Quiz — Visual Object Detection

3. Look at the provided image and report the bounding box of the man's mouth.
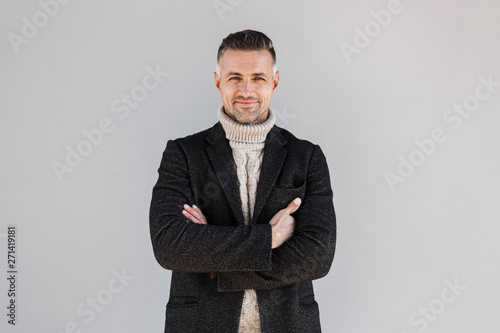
[234,100,259,107]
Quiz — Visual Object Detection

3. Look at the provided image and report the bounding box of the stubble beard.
[229,102,267,125]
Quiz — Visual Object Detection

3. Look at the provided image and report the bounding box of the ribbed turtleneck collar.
[218,106,276,149]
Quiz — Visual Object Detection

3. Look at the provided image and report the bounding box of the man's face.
[214,49,279,125]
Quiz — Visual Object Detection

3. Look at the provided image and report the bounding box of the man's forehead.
[220,49,274,74]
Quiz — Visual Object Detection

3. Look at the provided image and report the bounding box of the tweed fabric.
[150,118,336,332]
[218,106,276,333]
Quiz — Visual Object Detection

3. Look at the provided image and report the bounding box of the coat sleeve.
[216,145,336,292]
[149,139,273,273]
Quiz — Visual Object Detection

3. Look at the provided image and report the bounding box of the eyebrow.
[226,72,267,77]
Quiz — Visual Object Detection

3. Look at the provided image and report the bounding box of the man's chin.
[231,107,258,121]
[233,116,254,125]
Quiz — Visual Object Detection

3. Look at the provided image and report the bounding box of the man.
[150,29,336,333]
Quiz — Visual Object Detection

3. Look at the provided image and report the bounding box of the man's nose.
[239,79,254,96]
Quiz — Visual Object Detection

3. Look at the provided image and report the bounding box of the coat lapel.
[206,122,288,226]
[252,126,288,224]
[205,123,245,225]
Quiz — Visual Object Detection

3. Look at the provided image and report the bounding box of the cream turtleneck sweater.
[218,106,276,333]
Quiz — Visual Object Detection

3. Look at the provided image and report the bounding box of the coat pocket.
[296,294,321,332]
[273,183,306,211]
[165,297,200,332]
[166,296,199,308]
[299,294,318,308]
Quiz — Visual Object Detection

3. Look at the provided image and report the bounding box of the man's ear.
[272,71,280,94]
[214,72,222,94]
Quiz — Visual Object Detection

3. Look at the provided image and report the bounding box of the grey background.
[1,0,499,332]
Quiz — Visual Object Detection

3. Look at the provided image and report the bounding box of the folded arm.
[183,198,300,249]
[215,145,336,291]
[150,140,273,273]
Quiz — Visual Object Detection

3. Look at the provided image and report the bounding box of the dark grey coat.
[150,121,336,333]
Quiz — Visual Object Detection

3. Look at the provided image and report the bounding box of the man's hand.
[182,204,208,224]
[269,198,301,249]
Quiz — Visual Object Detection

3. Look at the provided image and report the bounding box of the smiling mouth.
[234,100,259,106]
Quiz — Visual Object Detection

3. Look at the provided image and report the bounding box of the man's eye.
[254,77,265,81]
[229,77,241,81]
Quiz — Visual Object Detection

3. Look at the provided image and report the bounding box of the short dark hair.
[216,29,276,76]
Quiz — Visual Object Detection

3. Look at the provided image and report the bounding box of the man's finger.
[182,208,201,224]
[183,204,208,224]
[184,204,200,219]
[285,197,301,214]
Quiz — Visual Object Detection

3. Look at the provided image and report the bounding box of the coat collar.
[206,122,288,225]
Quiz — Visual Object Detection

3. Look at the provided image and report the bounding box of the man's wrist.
[271,230,280,249]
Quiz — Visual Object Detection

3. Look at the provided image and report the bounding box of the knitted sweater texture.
[218,106,276,333]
